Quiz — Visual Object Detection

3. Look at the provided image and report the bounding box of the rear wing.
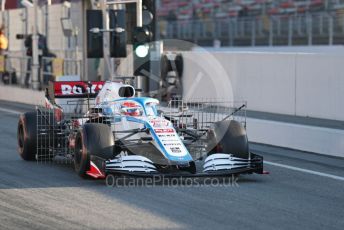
[46,81,105,102]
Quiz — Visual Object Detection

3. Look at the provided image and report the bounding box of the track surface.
[0,101,344,230]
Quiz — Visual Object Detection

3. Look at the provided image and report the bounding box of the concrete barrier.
[247,118,344,158]
[182,51,344,121]
[0,85,45,105]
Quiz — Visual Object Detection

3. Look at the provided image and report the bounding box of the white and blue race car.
[17,81,263,179]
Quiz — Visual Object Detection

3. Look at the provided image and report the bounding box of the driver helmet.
[122,102,141,116]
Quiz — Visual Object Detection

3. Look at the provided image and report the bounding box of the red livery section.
[86,161,105,179]
[53,81,105,98]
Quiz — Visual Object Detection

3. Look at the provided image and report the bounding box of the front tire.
[207,120,249,159]
[74,123,114,178]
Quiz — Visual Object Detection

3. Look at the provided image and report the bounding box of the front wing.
[105,153,263,178]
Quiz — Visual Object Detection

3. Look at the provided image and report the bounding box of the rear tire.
[17,112,37,161]
[74,123,114,178]
[17,111,56,161]
[207,120,249,159]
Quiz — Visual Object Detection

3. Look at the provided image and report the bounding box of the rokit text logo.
[61,84,103,95]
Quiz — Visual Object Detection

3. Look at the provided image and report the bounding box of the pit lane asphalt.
[0,100,343,230]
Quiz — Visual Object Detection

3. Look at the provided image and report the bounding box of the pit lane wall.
[246,118,344,158]
[182,50,344,157]
[182,50,344,121]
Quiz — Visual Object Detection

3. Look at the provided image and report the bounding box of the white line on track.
[0,107,21,115]
[265,161,344,182]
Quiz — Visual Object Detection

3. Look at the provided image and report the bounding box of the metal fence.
[160,12,344,46]
[36,99,97,163]
[165,99,247,159]
[166,99,247,131]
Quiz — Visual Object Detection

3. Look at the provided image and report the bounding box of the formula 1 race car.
[17,80,263,179]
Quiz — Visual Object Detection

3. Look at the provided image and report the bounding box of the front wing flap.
[105,153,263,178]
